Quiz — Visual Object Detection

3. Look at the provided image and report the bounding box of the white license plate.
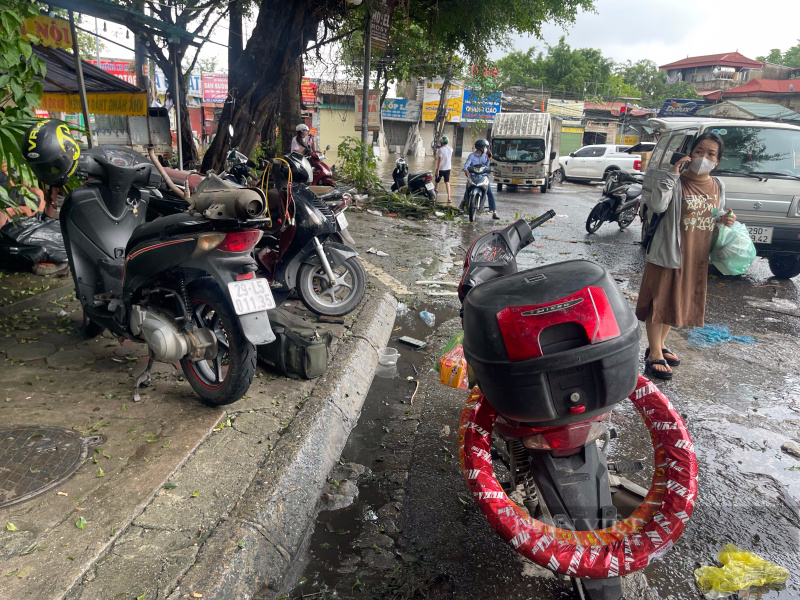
[228,278,275,316]
[747,226,773,244]
[425,182,434,191]
[335,211,349,229]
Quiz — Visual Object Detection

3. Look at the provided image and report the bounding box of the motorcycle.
[255,152,367,317]
[59,145,275,406]
[308,145,335,187]
[585,171,643,234]
[462,163,490,223]
[455,211,697,599]
[390,157,435,201]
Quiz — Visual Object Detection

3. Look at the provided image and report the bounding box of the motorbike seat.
[163,167,204,192]
[625,184,642,200]
[307,185,335,196]
[409,171,430,180]
[128,212,202,251]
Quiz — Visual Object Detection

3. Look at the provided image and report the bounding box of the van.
[641,118,800,279]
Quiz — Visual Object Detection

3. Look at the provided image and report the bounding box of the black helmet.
[475,139,489,150]
[23,120,80,186]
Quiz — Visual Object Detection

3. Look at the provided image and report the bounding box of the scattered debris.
[694,543,788,598]
[419,310,435,327]
[398,336,426,349]
[366,248,390,257]
[688,324,756,348]
[367,210,383,217]
[781,441,800,460]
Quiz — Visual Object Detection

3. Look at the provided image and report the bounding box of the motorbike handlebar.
[529,209,556,230]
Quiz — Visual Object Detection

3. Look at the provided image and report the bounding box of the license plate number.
[425,182,434,191]
[228,278,275,316]
[335,211,349,229]
[511,178,523,184]
[747,226,773,244]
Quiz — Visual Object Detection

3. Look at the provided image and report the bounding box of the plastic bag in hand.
[710,221,756,276]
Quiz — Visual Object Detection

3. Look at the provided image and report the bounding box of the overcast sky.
[488,0,799,67]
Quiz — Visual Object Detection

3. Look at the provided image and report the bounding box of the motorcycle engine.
[130,306,217,363]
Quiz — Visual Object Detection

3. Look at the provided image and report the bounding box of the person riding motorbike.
[462,139,499,220]
[291,123,315,155]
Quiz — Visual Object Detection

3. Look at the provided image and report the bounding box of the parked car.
[556,144,642,183]
[641,117,800,279]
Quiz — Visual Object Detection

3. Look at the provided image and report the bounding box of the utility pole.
[68,11,93,148]
[360,9,372,171]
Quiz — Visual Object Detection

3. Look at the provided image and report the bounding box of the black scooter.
[390,157,435,200]
[60,145,275,406]
[585,171,643,234]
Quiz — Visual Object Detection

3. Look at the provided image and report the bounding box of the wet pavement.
[273,180,800,600]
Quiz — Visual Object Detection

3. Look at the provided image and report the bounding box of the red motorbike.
[453,211,698,599]
[309,145,335,187]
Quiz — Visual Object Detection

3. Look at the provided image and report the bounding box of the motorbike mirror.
[550,151,556,161]
[325,145,330,151]
[246,159,257,168]
[228,125,234,138]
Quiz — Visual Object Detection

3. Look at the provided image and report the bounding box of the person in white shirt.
[291,123,314,155]
[435,135,454,205]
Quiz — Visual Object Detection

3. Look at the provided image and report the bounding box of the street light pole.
[360,8,372,171]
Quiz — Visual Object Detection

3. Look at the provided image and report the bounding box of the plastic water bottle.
[419,310,435,327]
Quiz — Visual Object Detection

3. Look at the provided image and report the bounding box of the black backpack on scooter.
[256,308,332,379]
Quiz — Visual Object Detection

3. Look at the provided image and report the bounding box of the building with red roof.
[704,79,800,113]
[659,52,793,92]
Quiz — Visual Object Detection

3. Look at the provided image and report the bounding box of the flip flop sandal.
[644,359,673,381]
[644,347,681,367]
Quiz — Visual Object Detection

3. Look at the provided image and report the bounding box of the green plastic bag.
[710,221,756,276]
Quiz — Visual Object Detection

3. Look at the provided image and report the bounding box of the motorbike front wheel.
[180,282,256,406]
[468,193,478,223]
[585,203,606,234]
[618,204,638,230]
[297,256,367,316]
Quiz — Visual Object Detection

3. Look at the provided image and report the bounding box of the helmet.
[440,135,449,145]
[23,119,80,186]
[475,139,489,150]
[296,123,309,133]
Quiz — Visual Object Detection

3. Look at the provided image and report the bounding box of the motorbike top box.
[462,260,639,425]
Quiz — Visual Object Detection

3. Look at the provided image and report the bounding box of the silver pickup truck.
[557,144,643,183]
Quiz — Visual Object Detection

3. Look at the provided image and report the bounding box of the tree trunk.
[159,48,199,169]
[201,0,322,174]
[280,57,303,154]
[228,0,243,74]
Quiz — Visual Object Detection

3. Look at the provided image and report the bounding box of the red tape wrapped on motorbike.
[458,374,698,578]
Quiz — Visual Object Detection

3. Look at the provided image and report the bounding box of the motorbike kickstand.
[133,351,156,402]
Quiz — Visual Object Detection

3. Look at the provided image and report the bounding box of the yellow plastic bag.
[436,331,469,390]
[694,543,789,597]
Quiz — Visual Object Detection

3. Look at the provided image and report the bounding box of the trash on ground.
[396,302,408,316]
[415,280,459,287]
[427,291,458,296]
[781,440,800,459]
[688,324,756,348]
[366,248,389,257]
[398,336,426,349]
[317,315,345,325]
[436,331,468,390]
[367,209,383,216]
[694,543,789,598]
[419,310,435,327]
[377,347,399,367]
[0,216,67,271]
[434,211,445,217]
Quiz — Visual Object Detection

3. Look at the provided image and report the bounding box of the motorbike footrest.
[608,460,644,474]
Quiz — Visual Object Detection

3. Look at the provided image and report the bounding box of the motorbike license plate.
[425,182,434,191]
[336,211,349,229]
[511,178,523,184]
[747,226,773,244]
[228,278,276,316]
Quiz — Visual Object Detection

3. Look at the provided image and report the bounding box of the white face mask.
[689,156,716,175]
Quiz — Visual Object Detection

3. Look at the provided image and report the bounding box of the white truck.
[490,112,562,193]
[557,144,643,183]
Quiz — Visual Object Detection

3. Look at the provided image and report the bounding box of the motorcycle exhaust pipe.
[192,189,266,220]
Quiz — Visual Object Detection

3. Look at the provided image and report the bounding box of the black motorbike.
[60,146,275,405]
[390,157,435,201]
[585,171,643,234]
[463,163,491,223]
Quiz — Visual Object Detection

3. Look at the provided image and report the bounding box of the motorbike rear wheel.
[585,203,606,234]
[180,281,256,406]
[297,256,366,316]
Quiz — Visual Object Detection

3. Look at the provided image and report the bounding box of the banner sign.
[422,78,464,123]
[301,77,318,105]
[657,98,708,118]
[153,70,202,98]
[462,90,502,122]
[381,98,421,122]
[369,0,394,52]
[21,16,72,50]
[355,90,381,131]
[40,93,148,116]
[202,73,228,103]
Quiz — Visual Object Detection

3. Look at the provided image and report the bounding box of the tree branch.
[305,26,358,54]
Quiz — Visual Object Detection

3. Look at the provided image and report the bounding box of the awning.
[35,45,147,116]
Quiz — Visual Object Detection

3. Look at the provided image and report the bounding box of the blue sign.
[462,89,502,122]
[657,98,708,118]
[381,98,421,122]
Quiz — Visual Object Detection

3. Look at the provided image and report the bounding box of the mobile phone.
[669,152,687,166]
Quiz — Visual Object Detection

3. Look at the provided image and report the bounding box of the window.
[491,138,546,163]
[658,132,689,169]
[573,146,596,157]
[648,135,671,168]
[590,147,607,157]
[711,126,800,176]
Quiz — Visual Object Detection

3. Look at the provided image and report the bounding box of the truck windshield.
[491,138,546,163]
[714,126,800,178]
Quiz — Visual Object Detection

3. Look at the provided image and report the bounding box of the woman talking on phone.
[635,132,736,380]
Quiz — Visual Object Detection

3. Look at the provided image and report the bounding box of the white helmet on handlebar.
[296,123,309,133]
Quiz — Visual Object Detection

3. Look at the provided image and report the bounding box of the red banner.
[201,73,228,103]
[86,59,140,85]
[301,77,318,105]
[355,90,381,131]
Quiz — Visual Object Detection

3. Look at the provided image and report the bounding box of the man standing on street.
[462,138,499,219]
[435,135,453,205]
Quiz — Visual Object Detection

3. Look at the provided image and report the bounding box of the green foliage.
[0,0,48,211]
[757,42,800,68]
[495,48,542,89]
[335,136,379,193]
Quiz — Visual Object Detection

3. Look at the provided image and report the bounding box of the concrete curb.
[167,289,397,600]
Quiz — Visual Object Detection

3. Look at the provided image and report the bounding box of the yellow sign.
[21,16,73,50]
[562,126,585,134]
[616,135,640,145]
[41,93,148,116]
[422,78,464,123]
